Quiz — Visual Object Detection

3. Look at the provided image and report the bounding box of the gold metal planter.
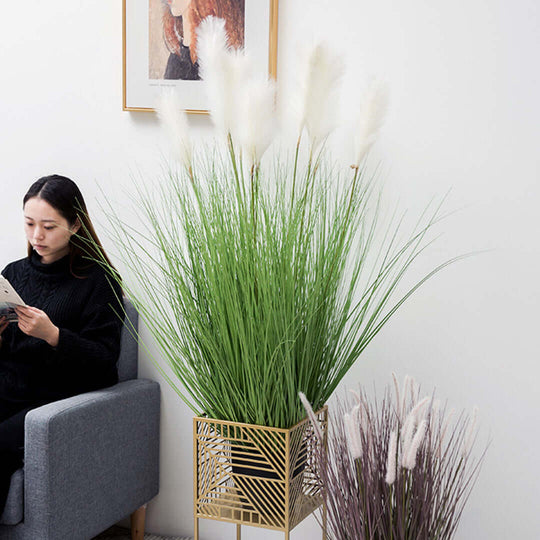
[193,407,328,539]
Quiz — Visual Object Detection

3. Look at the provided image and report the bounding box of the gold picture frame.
[122,0,279,113]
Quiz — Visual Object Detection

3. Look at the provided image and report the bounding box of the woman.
[0,175,123,514]
[162,0,245,79]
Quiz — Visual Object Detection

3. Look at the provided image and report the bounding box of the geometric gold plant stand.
[193,407,328,540]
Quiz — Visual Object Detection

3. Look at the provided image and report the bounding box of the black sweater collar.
[29,251,71,275]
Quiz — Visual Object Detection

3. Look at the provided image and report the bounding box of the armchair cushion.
[0,470,23,525]
[0,379,160,539]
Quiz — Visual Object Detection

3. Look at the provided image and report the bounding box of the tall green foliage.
[97,23,459,429]
[102,140,452,429]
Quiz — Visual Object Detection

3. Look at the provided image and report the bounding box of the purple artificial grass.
[305,378,488,540]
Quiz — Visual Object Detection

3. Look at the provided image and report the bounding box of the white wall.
[1,1,539,538]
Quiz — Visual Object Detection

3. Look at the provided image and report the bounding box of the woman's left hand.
[15,306,60,347]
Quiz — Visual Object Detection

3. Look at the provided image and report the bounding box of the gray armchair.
[0,300,160,540]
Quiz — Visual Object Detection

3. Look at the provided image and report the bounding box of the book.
[0,275,26,322]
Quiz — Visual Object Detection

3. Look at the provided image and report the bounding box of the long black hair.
[23,175,116,278]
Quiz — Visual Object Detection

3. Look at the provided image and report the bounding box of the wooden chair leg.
[131,504,147,540]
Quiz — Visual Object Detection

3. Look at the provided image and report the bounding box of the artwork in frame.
[123,0,279,113]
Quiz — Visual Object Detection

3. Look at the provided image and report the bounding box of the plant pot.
[193,408,327,539]
[231,437,307,479]
[230,439,308,513]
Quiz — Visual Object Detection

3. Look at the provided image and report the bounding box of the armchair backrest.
[117,298,139,382]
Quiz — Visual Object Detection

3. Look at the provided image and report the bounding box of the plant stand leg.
[194,517,199,540]
[285,531,290,540]
[236,523,241,540]
[322,501,327,540]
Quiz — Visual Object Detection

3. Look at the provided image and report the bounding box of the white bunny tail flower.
[431,399,441,424]
[344,412,362,460]
[350,403,361,423]
[391,372,401,419]
[410,379,419,403]
[237,76,277,168]
[400,375,411,421]
[461,406,479,458]
[440,408,455,443]
[299,392,323,441]
[410,396,430,421]
[385,430,398,485]
[403,419,427,470]
[400,409,416,467]
[438,407,455,459]
[353,78,389,166]
[299,42,344,149]
[349,388,362,405]
[155,89,192,169]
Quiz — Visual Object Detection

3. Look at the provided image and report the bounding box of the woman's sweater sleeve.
[0,264,13,355]
[53,275,123,372]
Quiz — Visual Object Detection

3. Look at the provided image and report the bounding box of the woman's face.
[24,197,79,264]
[168,0,192,17]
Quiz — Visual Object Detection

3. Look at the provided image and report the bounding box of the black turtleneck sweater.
[0,253,123,402]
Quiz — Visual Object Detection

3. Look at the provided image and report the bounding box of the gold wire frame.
[122,0,280,114]
[193,408,328,540]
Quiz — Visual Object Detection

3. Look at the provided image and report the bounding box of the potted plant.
[101,17,457,539]
[300,374,488,540]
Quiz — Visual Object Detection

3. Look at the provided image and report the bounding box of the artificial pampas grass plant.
[353,78,389,165]
[301,376,488,540]
[298,42,344,148]
[156,89,192,170]
[196,17,236,137]
[99,18,459,429]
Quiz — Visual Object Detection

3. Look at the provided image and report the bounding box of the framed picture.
[123,0,279,113]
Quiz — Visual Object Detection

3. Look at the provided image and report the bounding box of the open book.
[0,275,26,322]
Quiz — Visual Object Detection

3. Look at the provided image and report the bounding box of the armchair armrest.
[22,379,160,540]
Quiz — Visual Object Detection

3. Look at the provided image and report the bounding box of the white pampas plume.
[344,412,362,460]
[403,419,427,470]
[299,42,344,149]
[385,430,398,484]
[197,17,238,138]
[155,89,192,169]
[225,49,256,142]
[298,392,323,441]
[461,406,479,458]
[353,78,389,166]
[237,76,276,168]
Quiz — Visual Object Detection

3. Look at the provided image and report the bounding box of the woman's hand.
[15,306,60,347]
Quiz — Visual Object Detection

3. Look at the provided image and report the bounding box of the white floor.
[94,526,192,540]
